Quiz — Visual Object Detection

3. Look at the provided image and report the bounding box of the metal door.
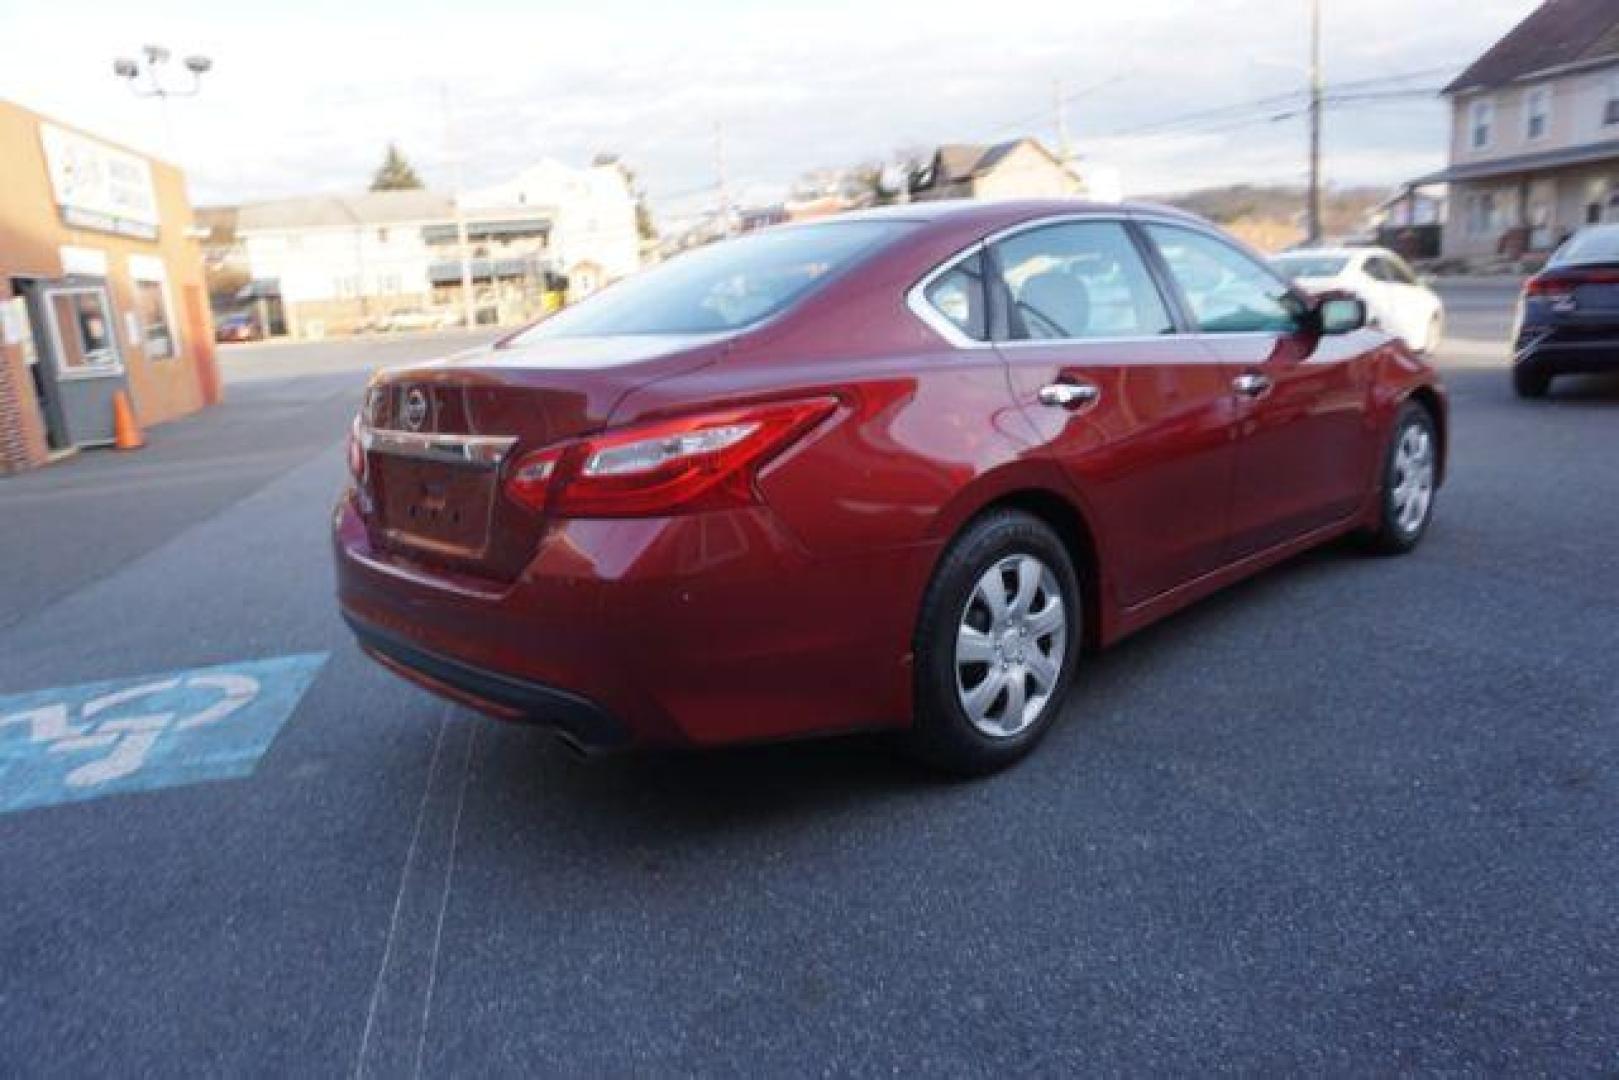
[19,279,130,448]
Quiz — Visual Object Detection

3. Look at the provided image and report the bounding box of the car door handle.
[1232,373,1273,399]
[1038,382,1100,409]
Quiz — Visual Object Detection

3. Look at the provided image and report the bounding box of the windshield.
[1273,254,1350,278]
[509,221,912,342]
[1551,226,1619,268]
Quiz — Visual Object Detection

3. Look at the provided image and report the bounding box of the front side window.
[921,251,987,341]
[135,280,176,360]
[512,221,912,341]
[991,220,1172,340]
[1144,224,1301,334]
[1470,99,1494,149]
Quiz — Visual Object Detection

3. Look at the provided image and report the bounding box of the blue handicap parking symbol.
[0,653,327,813]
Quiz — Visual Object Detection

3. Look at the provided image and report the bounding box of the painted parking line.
[0,653,327,813]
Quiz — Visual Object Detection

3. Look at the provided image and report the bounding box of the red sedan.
[335,200,1445,773]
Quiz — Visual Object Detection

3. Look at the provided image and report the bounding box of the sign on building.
[39,122,160,241]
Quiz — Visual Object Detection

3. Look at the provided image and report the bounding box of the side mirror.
[1315,291,1367,335]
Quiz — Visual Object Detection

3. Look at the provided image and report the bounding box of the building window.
[335,274,361,298]
[374,273,402,295]
[1526,87,1551,141]
[1467,192,1498,235]
[1469,99,1494,150]
[1605,75,1619,126]
[48,289,120,371]
[377,227,390,243]
[134,280,176,360]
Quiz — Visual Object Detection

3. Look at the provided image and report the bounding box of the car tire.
[907,510,1082,776]
[1513,365,1551,399]
[1362,401,1439,555]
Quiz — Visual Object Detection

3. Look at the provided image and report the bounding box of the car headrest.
[1018,270,1090,338]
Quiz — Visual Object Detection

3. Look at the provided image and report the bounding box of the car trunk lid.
[356,334,723,581]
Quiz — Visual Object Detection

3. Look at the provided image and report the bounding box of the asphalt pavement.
[2,295,1616,1074]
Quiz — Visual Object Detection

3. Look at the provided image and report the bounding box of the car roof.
[831,198,1206,232]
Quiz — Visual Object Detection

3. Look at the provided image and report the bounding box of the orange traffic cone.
[113,390,145,451]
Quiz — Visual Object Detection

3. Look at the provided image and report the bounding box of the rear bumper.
[345,613,631,753]
[1515,328,1619,375]
[333,490,933,748]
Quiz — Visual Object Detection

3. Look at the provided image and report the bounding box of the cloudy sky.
[0,0,1538,220]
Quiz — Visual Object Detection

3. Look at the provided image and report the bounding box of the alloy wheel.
[1391,422,1435,536]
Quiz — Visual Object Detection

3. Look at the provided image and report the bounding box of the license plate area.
[1572,283,1619,313]
[375,457,498,559]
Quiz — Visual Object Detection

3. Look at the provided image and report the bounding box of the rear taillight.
[505,397,836,517]
[1525,276,1574,301]
[1526,267,1619,302]
[347,417,367,483]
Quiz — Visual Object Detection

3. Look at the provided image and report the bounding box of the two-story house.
[1418,0,1619,264]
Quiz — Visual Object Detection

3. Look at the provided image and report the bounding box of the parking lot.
[2,283,1617,1073]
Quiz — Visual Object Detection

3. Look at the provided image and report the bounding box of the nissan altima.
[335,200,1446,774]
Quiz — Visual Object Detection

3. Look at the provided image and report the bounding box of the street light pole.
[1307,0,1324,245]
[112,45,212,159]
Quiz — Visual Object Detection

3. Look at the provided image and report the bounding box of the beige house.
[911,138,1083,201]
[1417,0,1619,263]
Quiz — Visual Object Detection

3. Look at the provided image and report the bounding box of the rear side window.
[1145,223,1302,334]
[991,221,1173,340]
[510,221,913,341]
[921,251,988,341]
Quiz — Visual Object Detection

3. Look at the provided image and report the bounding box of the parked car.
[371,308,459,333]
[335,201,1446,774]
[214,312,261,343]
[1511,223,1619,398]
[1273,247,1445,354]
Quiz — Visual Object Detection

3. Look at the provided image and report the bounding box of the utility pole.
[1053,77,1071,165]
[714,121,732,238]
[443,86,476,329]
[1306,0,1324,245]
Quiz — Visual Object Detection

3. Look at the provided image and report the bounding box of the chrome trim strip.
[361,427,517,468]
[903,208,1298,354]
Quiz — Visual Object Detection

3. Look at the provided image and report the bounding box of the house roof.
[930,138,1063,183]
[235,190,454,232]
[1445,0,1619,94]
[1412,135,1619,184]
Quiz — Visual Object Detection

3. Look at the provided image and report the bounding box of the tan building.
[0,98,217,474]
[1415,0,1619,264]
[910,138,1083,202]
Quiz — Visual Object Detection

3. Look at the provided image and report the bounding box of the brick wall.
[0,339,49,474]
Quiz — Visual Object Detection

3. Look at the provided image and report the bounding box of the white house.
[462,158,641,296]
[234,190,452,335]
[1413,0,1619,263]
[225,157,640,335]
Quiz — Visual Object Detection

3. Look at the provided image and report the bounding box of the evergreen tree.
[370,143,424,191]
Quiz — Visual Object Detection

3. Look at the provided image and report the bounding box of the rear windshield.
[1273,254,1349,278]
[1551,226,1619,267]
[508,221,913,341]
